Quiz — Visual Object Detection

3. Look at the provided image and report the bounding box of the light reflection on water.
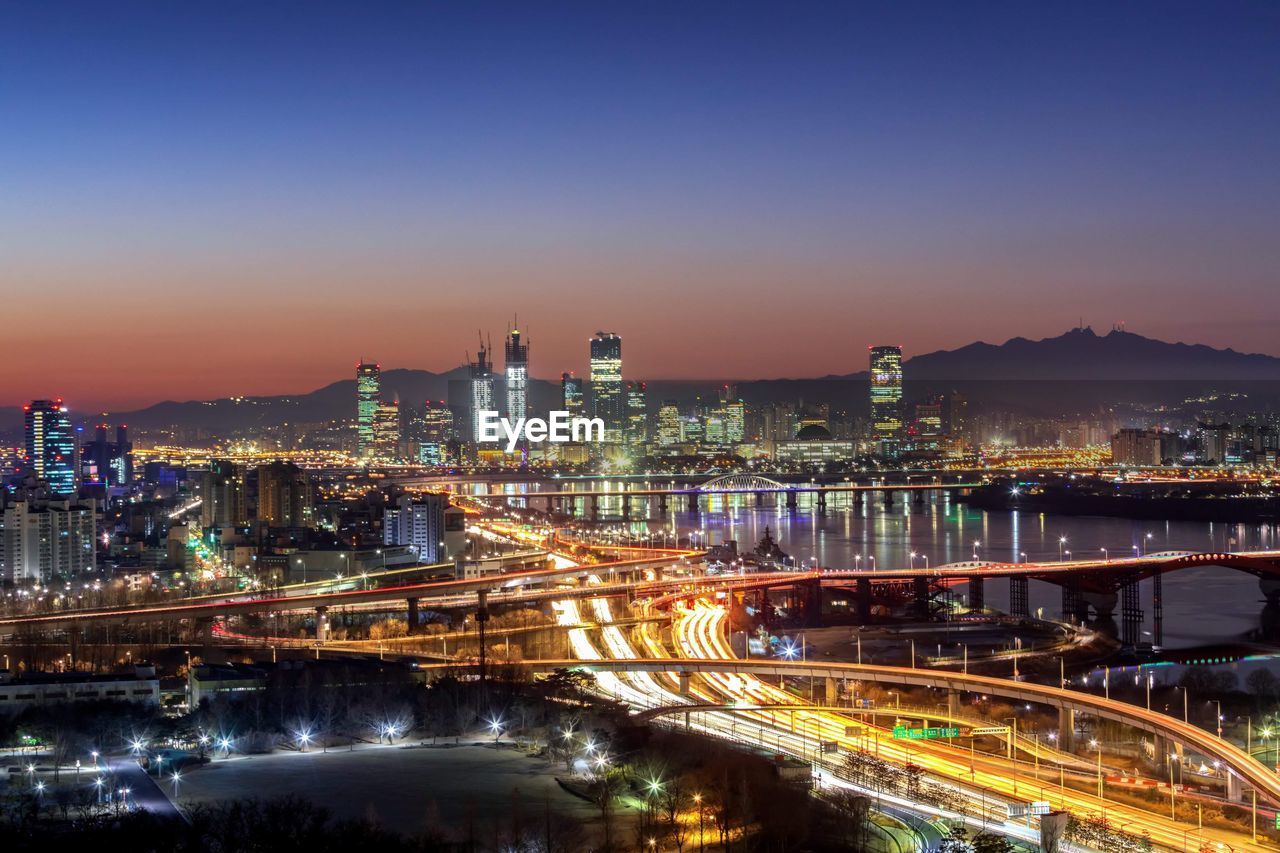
[461,481,1280,651]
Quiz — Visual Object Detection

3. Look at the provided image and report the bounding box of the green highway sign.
[893,725,960,740]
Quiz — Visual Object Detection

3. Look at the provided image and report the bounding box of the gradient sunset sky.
[3,1,1279,410]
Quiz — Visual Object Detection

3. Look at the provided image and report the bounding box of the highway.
[0,550,691,634]
[533,581,1276,850]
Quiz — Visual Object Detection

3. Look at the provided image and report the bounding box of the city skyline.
[12,322,1280,414]
[5,1,1280,407]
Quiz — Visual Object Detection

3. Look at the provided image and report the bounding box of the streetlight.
[1100,547,1108,562]
[1059,537,1067,561]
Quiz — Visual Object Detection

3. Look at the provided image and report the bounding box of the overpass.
[493,656,1280,808]
[0,551,690,636]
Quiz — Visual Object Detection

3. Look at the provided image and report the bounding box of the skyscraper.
[626,381,648,447]
[23,399,77,495]
[356,362,381,457]
[869,346,904,449]
[414,400,454,465]
[657,401,681,446]
[720,385,746,444]
[82,422,132,487]
[373,400,401,460]
[469,336,495,443]
[504,326,529,422]
[561,372,584,416]
[590,332,623,443]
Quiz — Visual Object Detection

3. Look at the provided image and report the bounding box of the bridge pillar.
[686,493,699,513]
[1226,770,1246,803]
[657,494,668,514]
[315,606,330,642]
[803,579,823,627]
[1057,707,1075,751]
[785,490,798,511]
[1009,577,1029,618]
[1152,571,1164,648]
[1061,580,1085,623]
[1260,577,1280,602]
[912,490,925,507]
[816,492,827,513]
[968,577,985,612]
[852,490,863,507]
[590,495,599,519]
[621,495,631,520]
[1120,574,1143,647]
[406,597,420,635]
[912,576,931,618]
[678,671,692,696]
[825,676,839,704]
[947,691,961,719]
[754,491,765,506]
[882,490,893,508]
[1082,590,1118,619]
[856,577,872,623]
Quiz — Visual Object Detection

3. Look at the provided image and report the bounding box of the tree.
[586,768,625,851]
[939,824,972,853]
[972,831,1015,853]
[1247,669,1279,704]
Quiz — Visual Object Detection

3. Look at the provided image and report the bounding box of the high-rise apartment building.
[24,399,77,496]
[257,461,312,527]
[356,362,381,457]
[1111,428,1162,466]
[0,479,96,582]
[198,460,247,530]
[869,346,904,448]
[590,332,624,443]
[505,327,529,422]
[383,493,450,563]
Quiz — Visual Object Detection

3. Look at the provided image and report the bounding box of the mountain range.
[5,327,1280,435]
[828,326,1280,382]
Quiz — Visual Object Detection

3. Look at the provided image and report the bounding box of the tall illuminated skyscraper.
[589,332,623,443]
[504,326,529,422]
[625,381,648,447]
[356,362,381,457]
[561,372,584,416]
[23,399,77,495]
[657,401,681,446]
[469,336,495,443]
[373,400,401,460]
[869,346,904,448]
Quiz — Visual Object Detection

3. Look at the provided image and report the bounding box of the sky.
[3,1,1279,410]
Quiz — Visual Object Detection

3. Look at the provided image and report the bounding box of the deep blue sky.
[3,1,1279,407]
